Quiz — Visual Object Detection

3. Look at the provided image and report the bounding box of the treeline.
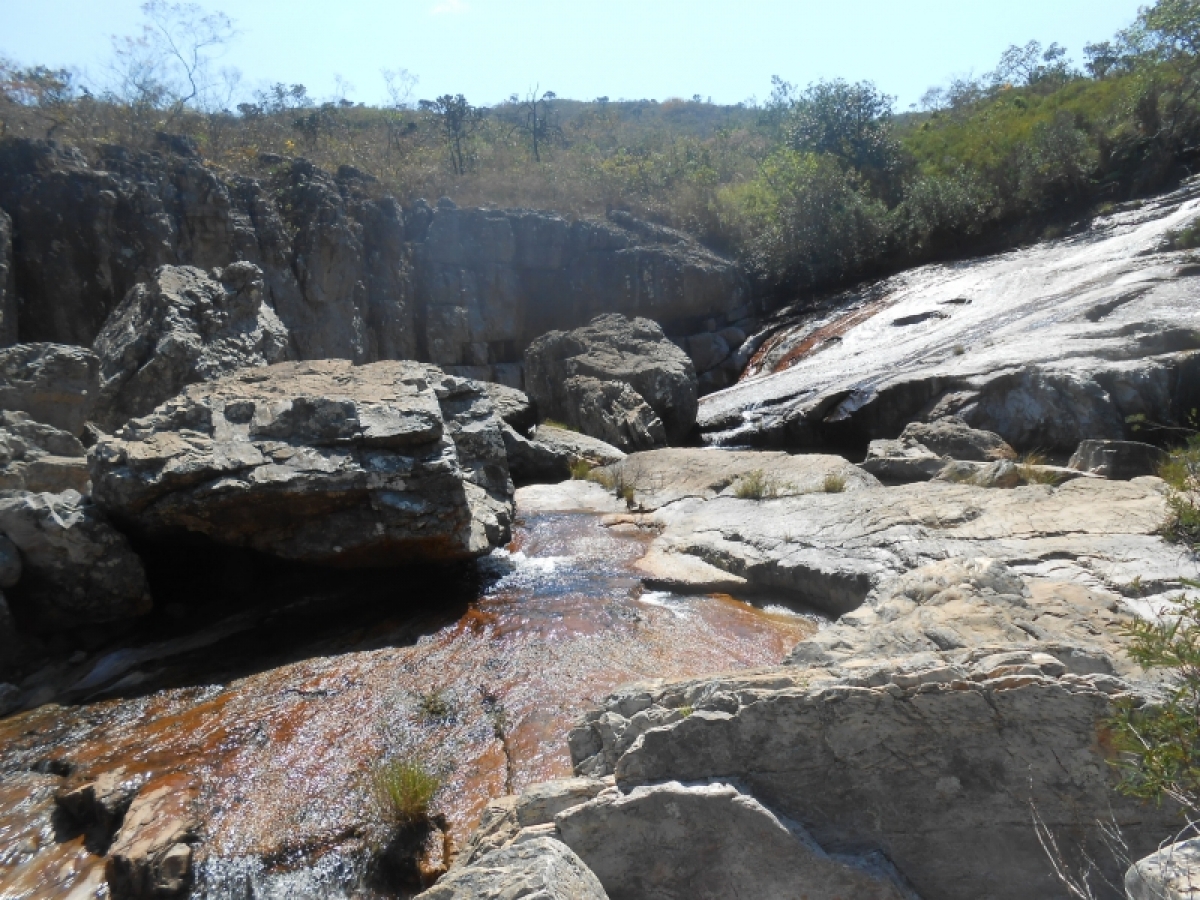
[4,0,1200,299]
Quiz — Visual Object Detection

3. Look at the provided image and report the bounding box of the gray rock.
[0,593,23,678]
[92,263,291,431]
[531,425,626,469]
[502,423,628,486]
[0,343,100,437]
[570,649,1179,900]
[556,781,911,900]
[1070,439,1167,480]
[417,837,608,900]
[901,417,1015,461]
[483,383,536,433]
[561,376,667,451]
[684,331,731,373]
[641,477,1194,615]
[1127,838,1200,900]
[859,438,947,483]
[105,780,197,899]
[525,314,698,444]
[0,489,151,631]
[0,410,90,494]
[89,360,513,565]
[593,447,878,511]
[699,183,1200,451]
[0,534,20,588]
[0,207,14,346]
[0,680,18,716]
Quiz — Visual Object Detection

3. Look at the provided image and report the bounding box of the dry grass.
[822,473,847,493]
[1017,451,1063,486]
[568,458,593,480]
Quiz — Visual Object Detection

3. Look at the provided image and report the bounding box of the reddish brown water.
[0,509,817,899]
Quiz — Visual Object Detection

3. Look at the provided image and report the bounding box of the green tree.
[419,93,482,175]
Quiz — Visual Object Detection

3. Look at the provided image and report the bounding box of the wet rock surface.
[524,314,698,445]
[701,183,1200,451]
[89,360,514,565]
[92,263,291,431]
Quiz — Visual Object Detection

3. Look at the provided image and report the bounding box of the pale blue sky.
[2,0,1146,108]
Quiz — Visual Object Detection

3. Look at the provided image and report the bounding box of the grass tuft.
[568,458,593,480]
[371,756,442,827]
[1017,451,1062,485]
[822,473,847,493]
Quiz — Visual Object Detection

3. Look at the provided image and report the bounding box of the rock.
[570,648,1178,900]
[1070,439,1167,480]
[92,263,291,431]
[453,777,611,869]
[513,480,631,514]
[0,207,14,346]
[684,331,731,373]
[89,360,513,564]
[556,781,911,900]
[105,778,197,900]
[561,375,667,451]
[482,383,536,433]
[0,680,18,715]
[416,837,608,900]
[640,477,1194,615]
[0,533,22,588]
[0,489,151,631]
[593,447,878,511]
[859,438,947,483]
[56,767,148,848]
[0,343,100,436]
[787,557,1135,671]
[1126,838,1200,900]
[634,546,750,594]
[0,410,90,494]
[502,420,626,486]
[0,593,23,678]
[531,425,626,469]
[699,185,1200,450]
[901,416,1015,461]
[525,314,698,444]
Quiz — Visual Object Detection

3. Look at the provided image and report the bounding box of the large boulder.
[901,416,1015,461]
[0,489,151,631]
[92,263,291,431]
[89,360,514,564]
[0,343,100,436]
[416,837,608,900]
[502,423,627,486]
[1127,838,1200,900]
[524,314,698,445]
[0,411,90,494]
[569,645,1178,900]
[561,375,667,451]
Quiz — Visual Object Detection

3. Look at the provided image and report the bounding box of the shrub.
[1167,219,1200,250]
[1017,451,1063,485]
[1160,435,1200,548]
[371,756,442,827]
[822,473,847,493]
[735,469,772,499]
[568,458,593,480]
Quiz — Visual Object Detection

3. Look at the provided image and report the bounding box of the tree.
[508,87,560,162]
[418,93,482,175]
[987,41,1075,89]
[0,59,80,137]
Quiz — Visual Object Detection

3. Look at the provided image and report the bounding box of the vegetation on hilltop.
[4,0,1200,302]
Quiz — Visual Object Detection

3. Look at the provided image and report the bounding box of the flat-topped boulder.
[89,360,513,565]
[525,314,698,446]
[0,411,89,494]
[0,343,99,437]
[92,263,291,431]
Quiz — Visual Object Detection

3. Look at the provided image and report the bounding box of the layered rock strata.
[89,360,513,564]
[0,342,99,436]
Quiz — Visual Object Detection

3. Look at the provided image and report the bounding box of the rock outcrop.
[416,837,608,900]
[0,489,151,631]
[0,342,99,436]
[92,263,291,430]
[524,314,698,446]
[1069,439,1167,480]
[0,411,89,494]
[860,418,1018,483]
[700,183,1200,451]
[0,138,749,384]
[0,207,14,346]
[89,360,513,564]
[1126,838,1200,900]
[636,476,1190,614]
[567,641,1176,900]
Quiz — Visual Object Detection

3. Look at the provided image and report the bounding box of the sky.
[2,0,1148,109]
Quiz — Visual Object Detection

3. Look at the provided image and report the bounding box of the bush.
[568,458,593,480]
[1160,435,1200,548]
[735,469,774,499]
[822,473,847,493]
[371,756,442,827]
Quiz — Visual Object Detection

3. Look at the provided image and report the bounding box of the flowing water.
[0,505,818,899]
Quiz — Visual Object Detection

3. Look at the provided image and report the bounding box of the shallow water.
[0,507,817,899]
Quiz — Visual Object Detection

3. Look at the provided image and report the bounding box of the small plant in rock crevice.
[371,756,443,828]
[568,458,593,480]
[822,473,847,493]
[415,689,455,724]
[735,469,773,500]
[1017,450,1062,486]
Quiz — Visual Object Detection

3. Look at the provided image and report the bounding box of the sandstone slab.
[0,411,89,494]
[89,361,513,565]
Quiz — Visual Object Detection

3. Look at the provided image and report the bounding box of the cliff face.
[0,136,749,382]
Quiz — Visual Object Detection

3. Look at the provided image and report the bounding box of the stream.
[0,502,818,899]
